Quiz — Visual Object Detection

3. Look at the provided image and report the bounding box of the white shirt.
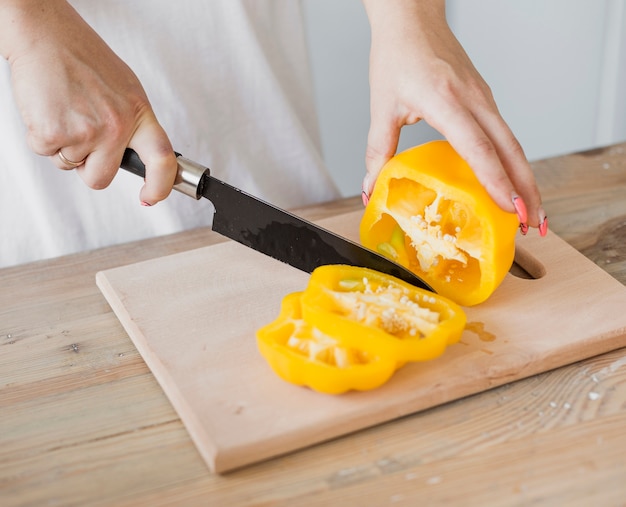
[0,0,339,268]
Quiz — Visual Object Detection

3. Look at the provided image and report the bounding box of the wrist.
[362,0,447,34]
[0,0,72,61]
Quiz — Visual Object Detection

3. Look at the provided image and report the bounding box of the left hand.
[362,0,545,234]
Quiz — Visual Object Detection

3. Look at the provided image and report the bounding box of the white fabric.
[0,0,340,268]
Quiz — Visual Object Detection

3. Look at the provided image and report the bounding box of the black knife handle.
[120,148,149,179]
[120,148,210,200]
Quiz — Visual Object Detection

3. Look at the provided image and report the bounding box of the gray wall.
[303,0,626,197]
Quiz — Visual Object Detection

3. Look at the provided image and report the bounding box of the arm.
[0,0,176,205]
[361,0,546,234]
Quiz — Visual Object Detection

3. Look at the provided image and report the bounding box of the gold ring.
[57,150,86,168]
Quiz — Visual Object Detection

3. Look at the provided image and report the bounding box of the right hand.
[1,0,176,205]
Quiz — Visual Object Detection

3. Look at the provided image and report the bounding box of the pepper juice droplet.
[464,321,496,342]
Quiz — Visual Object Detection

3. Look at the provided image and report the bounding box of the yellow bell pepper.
[360,140,519,306]
[256,291,398,395]
[302,265,466,363]
[256,265,466,394]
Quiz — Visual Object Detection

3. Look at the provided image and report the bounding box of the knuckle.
[479,166,513,196]
[99,96,148,144]
[491,171,512,190]
[472,79,495,103]
[430,75,458,104]
[81,166,117,190]
[152,188,172,202]
[100,110,129,143]
[505,136,526,159]
[143,185,172,203]
[469,136,497,161]
[89,179,110,191]
[364,144,384,164]
[364,145,389,176]
[27,126,64,155]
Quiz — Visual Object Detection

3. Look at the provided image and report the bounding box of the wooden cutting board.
[96,210,626,474]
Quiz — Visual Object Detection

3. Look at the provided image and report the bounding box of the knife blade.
[120,149,432,291]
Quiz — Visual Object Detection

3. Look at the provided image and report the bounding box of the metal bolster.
[173,156,211,199]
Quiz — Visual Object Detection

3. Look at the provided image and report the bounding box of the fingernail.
[361,191,369,207]
[141,201,152,207]
[361,174,373,207]
[538,208,548,237]
[519,223,529,236]
[512,195,528,224]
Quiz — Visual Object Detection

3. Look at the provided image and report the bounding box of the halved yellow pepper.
[256,265,466,395]
[256,291,398,395]
[360,140,519,306]
[302,265,466,363]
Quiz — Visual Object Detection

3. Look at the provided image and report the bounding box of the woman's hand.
[0,0,176,205]
[362,0,546,235]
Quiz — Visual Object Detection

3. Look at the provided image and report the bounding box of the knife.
[120,149,432,291]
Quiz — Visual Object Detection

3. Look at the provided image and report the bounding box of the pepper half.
[301,265,466,363]
[256,292,398,395]
[360,140,519,306]
[256,265,466,394]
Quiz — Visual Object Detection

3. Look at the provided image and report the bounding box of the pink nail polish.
[512,195,528,225]
[361,173,374,207]
[539,216,548,237]
[519,223,529,236]
[141,201,152,207]
[361,191,369,207]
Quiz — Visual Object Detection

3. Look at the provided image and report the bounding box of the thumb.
[128,116,177,206]
[363,116,401,204]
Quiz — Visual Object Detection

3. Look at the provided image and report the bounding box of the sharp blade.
[119,148,432,290]
[201,175,433,291]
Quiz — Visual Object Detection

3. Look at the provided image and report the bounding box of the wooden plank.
[533,144,626,282]
[5,350,624,506]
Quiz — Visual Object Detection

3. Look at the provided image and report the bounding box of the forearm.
[0,0,77,61]
[362,0,447,36]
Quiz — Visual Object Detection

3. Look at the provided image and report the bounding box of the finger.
[74,146,120,190]
[29,123,88,168]
[473,110,544,228]
[52,148,88,170]
[364,111,403,198]
[426,104,517,214]
[128,117,177,205]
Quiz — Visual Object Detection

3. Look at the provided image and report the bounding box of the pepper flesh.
[359,140,519,306]
[256,265,466,394]
[256,292,397,395]
[302,265,466,363]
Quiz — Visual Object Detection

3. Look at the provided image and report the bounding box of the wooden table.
[2,143,626,506]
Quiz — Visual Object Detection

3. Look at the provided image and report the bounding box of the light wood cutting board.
[96,210,626,474]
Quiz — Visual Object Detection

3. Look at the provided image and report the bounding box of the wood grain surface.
[2,143,626,505]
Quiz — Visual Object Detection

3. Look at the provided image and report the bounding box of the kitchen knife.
[120,149,432,291]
